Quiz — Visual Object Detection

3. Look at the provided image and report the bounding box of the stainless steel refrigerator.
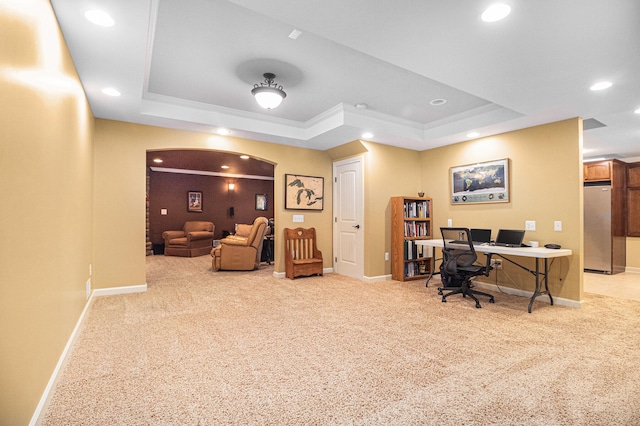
[584,184,612,273]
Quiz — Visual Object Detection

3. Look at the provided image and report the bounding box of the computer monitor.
[470,228,492,244]
[495,229,525,247]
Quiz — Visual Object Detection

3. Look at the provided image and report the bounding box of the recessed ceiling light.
[216,128,231,135]
[221,165,230,169]
[153,158,163,163]
[289,29,302,40]
[430,99,447,106]
[84,10,115,27]
[590,81,613,91]
[361,132,374,139]
[101,87,121,97]
[355,103,368,109]
[466,132,480,138]
[634,107,640,114]
[481,4,511,22]
[240,155,250,159]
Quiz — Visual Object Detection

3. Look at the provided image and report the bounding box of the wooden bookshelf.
[391,196,433,281]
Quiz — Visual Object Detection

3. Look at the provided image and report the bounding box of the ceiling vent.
[583,118,607,131]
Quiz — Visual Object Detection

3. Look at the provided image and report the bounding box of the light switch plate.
[525,220,536,231]
[293,214,304,223]
[161,208,167,215]
[554,221,562,231]
[447,219,453,227]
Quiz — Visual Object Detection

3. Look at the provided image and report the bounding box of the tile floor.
[583,270,640,301]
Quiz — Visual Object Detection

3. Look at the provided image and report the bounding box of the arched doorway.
[145,149,275,257]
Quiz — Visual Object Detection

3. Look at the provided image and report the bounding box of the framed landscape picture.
[285,174,324,210]
[450,158,509,204]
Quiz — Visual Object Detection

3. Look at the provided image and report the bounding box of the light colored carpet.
[40,255,640,425]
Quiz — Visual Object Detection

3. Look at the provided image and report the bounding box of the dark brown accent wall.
[149,170,274,243]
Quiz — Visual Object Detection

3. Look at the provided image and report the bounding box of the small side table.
[262,234,274,264]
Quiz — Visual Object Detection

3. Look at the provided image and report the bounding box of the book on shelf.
[403,200,430,219]
[404,260,429,277]
[403,221,430,238]
[404,241,427,260]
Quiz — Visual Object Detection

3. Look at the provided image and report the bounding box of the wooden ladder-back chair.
[284,227,323,279]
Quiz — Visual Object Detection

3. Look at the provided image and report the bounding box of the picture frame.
[187,190,203,212]
[255,194,268,211]
[450,158,509,204]
[285,174,324,210]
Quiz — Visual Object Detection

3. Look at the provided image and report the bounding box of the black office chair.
[438,227,495,308]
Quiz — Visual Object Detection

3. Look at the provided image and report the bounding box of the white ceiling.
[51,0,640,159]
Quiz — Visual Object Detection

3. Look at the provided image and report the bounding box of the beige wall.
[628,237,640,270]
[362,142,424,278]
[420,119,584,301]
[93,120,334,288]
[0,1,94,423]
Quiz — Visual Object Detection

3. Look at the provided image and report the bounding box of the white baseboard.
[363,274,392,283]
[473,281,583,309]
[92,283,147,297]
[625,266,640,274]
[30,283,147,425]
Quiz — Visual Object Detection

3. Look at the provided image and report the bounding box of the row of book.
[404,200,431,218]
[404,240,429,260]
[405,260,430,277]
[404,221,430,238]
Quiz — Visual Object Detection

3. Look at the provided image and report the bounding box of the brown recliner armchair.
[162,221,215,257]
[211,217,268,271]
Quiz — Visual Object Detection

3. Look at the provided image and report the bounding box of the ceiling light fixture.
[84,10,115,27]
[362,132,374,139]
[251,73,286,110]
[590,81,613,91]
[102,87,121,96]
[481,4,511,22]
[430,99,447,106]
[634,108,640,114]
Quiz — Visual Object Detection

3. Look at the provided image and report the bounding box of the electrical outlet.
[554,221,562,231]
[525,220,536,231]
[447,218,453,227]
[490,259,502,269]
[384,252,389,261]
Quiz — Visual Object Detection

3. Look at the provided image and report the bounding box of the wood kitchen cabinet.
[627,162,640,237]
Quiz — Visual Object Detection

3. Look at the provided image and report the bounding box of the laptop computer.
[470,228,492,244]
[495,229,526,247]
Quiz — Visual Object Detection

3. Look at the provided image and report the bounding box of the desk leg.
[528,258,553,313]
[545,258,554,307]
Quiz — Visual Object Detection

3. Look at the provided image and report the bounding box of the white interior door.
[333,156,364,279]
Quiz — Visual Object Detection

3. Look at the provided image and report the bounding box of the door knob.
[353,224,360,229]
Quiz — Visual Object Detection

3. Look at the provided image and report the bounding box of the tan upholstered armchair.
[211,217,268,271]
[162,221,215,257]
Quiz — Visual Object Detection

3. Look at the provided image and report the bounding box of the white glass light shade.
[252,87,286,110]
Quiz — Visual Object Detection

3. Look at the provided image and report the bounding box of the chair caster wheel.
[475,302,482,308]
[489,298,495,303]
[441,297,446,303]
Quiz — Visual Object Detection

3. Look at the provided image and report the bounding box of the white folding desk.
[415,239,573,312]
